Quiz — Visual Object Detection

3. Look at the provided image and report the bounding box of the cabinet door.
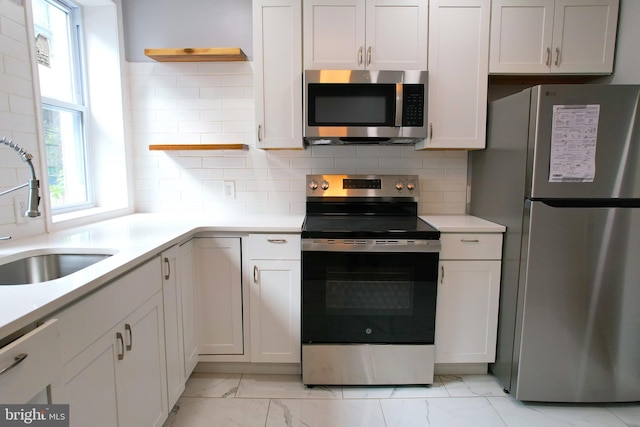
[366,0,428,70]
[489,0,554,73]
[552,0,618,74]
[304,0,366,69]
[195,237,244,355]
[176,240,198,378]
[254,0,303,149]
[63,326,123,427]
[249,260,301,363]
[161,245,185,409]
[417,0,490,150]
[120,293,168,427]
[435,260,501,363]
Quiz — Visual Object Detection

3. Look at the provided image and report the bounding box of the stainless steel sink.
[0,251,114,285]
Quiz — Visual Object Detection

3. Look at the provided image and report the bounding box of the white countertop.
[0,212,503,341]
[0,213,304,340]
[421,215,506,233]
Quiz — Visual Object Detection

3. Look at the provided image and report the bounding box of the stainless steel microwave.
[303,70,427,145]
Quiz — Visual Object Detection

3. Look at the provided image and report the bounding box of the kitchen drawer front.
[247,234,301,260]
[440,233,503,260]
[0,319,62,403]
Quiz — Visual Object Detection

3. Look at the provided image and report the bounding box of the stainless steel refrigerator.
[470,85,640,403]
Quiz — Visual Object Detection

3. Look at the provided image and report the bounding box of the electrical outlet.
[13,196,26,223]
[223,181,235,200]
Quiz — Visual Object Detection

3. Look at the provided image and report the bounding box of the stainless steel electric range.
[301,174,441,386]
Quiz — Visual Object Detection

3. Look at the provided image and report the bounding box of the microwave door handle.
[395,83,402,127]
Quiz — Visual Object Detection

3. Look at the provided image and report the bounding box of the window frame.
[33,0,95,214]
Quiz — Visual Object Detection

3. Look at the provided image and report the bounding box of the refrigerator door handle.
[530,198,640,208]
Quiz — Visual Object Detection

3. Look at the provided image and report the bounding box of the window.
[32,0,91,212]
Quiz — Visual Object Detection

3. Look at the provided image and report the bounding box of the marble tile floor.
[162,373,640,427]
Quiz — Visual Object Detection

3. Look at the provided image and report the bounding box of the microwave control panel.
[402,84,424,127]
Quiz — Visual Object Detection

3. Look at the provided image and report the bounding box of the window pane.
[33,0,76,103]
[42,106,88,208]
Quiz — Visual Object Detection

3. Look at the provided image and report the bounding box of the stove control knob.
[309,180,318,191]
[321,180,330,191]
[407,180,416,191]
[395,180,404,191]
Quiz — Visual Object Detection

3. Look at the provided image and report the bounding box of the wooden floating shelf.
[144,47,247,62]
[149,144,249,151]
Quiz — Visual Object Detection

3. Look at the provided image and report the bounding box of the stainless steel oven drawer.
[302,344,434,386]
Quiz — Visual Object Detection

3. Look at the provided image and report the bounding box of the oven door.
[302,248,439,344]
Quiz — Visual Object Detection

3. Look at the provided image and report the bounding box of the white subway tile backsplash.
[200,86,247,99]
[128,62,468,216]
[178,121,223,134]
[156,86,200,99]
[177,75,222,87]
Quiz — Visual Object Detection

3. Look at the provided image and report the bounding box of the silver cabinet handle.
[460,239,480,243]
[267,239,287,244]
[429,123,433,139]
[164,257,170,280]
[554,47,560,66]
[258,124,262,142]
[358,46,364,66]
[0,353,27,376]
[546,47,551,66]
[367,46,372,65]
[440,265,444,284]
[125,324,133,352]
[253,265,258,284]
[116,332,125,360]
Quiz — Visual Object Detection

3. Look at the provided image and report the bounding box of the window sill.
[51,206,132,227]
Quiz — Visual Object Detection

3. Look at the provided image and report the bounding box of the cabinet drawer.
[440,233,502,260]
[247,234,301,260]
[0,319,62,403]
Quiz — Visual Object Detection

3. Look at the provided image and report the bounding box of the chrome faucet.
[1,137,41,240]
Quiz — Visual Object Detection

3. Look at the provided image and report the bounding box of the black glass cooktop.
[302,215,440,240]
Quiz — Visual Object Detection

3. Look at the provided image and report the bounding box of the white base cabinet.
[194,237,245,358]
[435,233,502,364]
[54,258,168,427]
[162,239,198,409]
[246,234,301,363]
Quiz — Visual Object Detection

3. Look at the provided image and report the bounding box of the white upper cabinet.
[490,0,619,74]
[253,0,304,149]
[416,0,490,150]
[303,0,428,70]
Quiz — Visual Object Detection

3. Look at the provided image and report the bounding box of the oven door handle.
[302,239,440,253]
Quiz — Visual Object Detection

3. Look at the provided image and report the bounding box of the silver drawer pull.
[125,324,133,351]
[0,353,27,376]
[116,332,125,360]
[267,239,287,244]
[460,239,480,243]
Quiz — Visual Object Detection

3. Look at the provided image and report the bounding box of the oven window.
[307,83,396,126]
[302,251,438,344]
[325,268,413,315]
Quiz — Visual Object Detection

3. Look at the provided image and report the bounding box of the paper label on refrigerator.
[549,105,600,183]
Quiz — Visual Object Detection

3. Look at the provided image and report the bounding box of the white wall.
[129,61,469,216]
